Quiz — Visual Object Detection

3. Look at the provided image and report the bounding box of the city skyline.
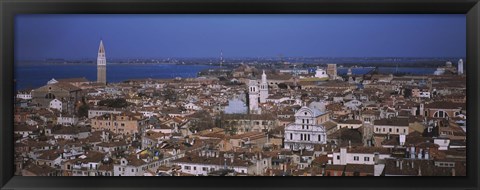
[15,14,465,60]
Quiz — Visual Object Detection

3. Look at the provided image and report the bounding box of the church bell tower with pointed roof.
[97,40,107,85]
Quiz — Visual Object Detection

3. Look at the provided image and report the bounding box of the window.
[184,166,191,170]
[404,129,407,133]
[396,128,399,133]
[202,167,208,171]
[354,156,359,161]
[389,128,392,132]
[337,155,340,160]
[194,166,197,170]
[118,167,121,171]
[290,133,293,140]
[318,135,321,142]
[364,157,370,161]
[132,169,134,172]
[383,128,385,132]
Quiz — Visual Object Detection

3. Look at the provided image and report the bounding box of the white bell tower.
[248,80,260,114]
[259,70,269,103]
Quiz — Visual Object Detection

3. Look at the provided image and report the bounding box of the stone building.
[31,82,83,114]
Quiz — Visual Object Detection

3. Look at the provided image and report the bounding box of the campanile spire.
[97,40,107,85]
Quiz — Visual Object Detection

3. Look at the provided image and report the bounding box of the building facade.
[284,105,328,150]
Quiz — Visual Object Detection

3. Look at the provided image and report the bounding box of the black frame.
[1,0,479,190]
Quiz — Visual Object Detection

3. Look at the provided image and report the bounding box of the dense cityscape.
[13,40,467,176]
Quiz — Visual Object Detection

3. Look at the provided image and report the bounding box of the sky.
[15,14,466,60]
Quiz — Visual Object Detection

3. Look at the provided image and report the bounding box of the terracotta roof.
[344,146,391,154]
[23,163,56,175]
[425,101,465,110]
[325,164,345,171]
[345,164,374,174]
[374,118,409,126]
[173,155,251,167]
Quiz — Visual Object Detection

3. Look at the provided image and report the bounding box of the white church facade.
[284,104,328,151]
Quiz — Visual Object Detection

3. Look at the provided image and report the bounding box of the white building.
[172,151,270,176]
[57,115,79,126]
[248,80,260,114]
[47,78,58,85]
[344,99,362,110]
[314,67,329,79]
[16,91,32,100]
[458,59,464,75]
[373,118,410,135]
[259,70,269,103]
[49,99,62,112]
[88,108,122,118]
[433,68,445,75]
[184,102,201,111]
[284,105,328,151]
[332,147,391,166]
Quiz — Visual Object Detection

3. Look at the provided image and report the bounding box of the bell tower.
[259,70,269,103]
[97,40,107,85]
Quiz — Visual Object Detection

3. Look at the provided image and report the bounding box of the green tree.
[78,104,89,118]
[98,98,129,108]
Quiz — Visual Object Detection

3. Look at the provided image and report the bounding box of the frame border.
[1,0,479,190]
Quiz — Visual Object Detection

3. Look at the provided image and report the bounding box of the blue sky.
[15,14,466,59]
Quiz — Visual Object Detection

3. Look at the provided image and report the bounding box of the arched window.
[434,110,449,118]
[45,93,55,99]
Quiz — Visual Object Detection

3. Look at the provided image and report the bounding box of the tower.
[458,59,464,75]
[327,64,337,80]
[248,80,259,114]
[220,50,224,67]
[259,70,269,103]
[97,40,107,85]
